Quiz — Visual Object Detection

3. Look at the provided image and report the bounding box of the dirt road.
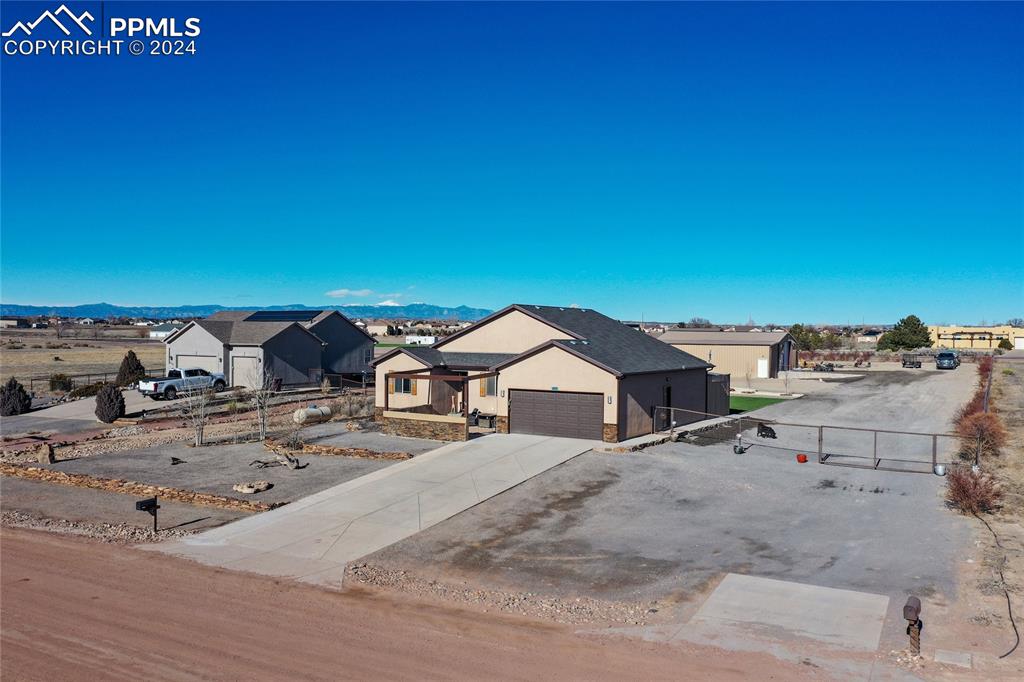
[1,529,810,681]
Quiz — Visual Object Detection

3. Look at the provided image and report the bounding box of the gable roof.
[304,309,376,342]
[436,304,710,376]
[165,317,324,347]
[659,330,792,346]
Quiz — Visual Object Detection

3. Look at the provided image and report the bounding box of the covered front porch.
[380,367,499,441]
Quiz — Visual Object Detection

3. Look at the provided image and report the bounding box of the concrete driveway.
[0,388,153,436]
[147,433,600,586]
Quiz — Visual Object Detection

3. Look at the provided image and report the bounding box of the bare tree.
[248,366,278,441]
[180,381,213,447]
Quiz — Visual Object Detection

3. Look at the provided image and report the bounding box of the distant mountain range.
[0,302,493,322]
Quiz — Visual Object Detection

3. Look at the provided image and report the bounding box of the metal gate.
[653,406,961,474]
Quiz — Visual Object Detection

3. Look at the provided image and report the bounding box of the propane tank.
[293,404,332,425]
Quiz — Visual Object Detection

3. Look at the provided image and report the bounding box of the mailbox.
[135,496,160,532]
[136,497,159,513]
[903,596,921,622]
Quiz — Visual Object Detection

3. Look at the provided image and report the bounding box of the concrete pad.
[147,434,597,582]
[933,650,972,669]
[691,573,889,651]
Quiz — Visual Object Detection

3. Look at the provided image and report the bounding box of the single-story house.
[79,318,95,325]
[164,309,374,388]
[0,317,29,328]
[373,304,725,443]
[658,329,796,379]
[149,322,184,339]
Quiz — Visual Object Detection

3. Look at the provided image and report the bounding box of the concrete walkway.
[145,433,599,586]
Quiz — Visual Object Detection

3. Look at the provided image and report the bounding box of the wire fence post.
[817,425,824,463]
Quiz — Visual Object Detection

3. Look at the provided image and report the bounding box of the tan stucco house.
[373,304,718,442]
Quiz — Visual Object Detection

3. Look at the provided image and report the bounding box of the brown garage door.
[509,390,604,440]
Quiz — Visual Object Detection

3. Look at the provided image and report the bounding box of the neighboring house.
[133,320,155,326]
[365,323,391,336]
[929,324,1024,350]
[405,335,436,345]
[658,329,796,379]
[164,309,374,388]
[373,304,719,443]
[149,322,184,339]
[79,318,95,325]
[856,330,882,344]
[0,317,29,328]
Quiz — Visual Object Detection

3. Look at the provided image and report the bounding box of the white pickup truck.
[138,368,226,400]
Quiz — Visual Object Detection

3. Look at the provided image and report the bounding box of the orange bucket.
[796,454,808,464]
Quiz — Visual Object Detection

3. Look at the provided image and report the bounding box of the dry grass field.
[0,330,166,391]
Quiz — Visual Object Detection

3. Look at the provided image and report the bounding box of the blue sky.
[1,1,1021,324]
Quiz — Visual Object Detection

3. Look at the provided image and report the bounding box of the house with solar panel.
[162,310,375,388]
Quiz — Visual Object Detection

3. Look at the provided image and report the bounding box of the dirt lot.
[0,331,165,394]
[363,369,986,656]
[0,529,814,681]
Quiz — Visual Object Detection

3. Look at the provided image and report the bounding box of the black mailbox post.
[136,496,160,533]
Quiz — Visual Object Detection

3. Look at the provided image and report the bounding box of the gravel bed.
[1,510,198,544]
[345,563,660,626]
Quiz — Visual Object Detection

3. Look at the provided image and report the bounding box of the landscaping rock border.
[1,510,198,544]
[264,440,412,461]
[345,563,661,626]
[0,463,278,513]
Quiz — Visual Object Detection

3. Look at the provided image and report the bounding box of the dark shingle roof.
[377,304,711,376]
[505,305,710,375]
[191,319,323,346]
[396,347,515,369]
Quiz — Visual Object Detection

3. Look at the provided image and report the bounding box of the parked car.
[901,353,922,368]
[138,368,226,400]
[935,352,959,370]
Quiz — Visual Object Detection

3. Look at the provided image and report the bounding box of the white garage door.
[1016,337,1024,351]
[231,356,259,388]
[176,355,219,373]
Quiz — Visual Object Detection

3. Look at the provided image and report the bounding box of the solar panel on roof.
[244,310,323,322]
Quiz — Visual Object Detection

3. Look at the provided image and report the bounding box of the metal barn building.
[658,330,796,380]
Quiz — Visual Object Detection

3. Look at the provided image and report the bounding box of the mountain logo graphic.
[3,4,94,37]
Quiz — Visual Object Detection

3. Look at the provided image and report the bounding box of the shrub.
[1003,368,1015,376]
[94,384,125,423]
[946,467,1002,514]
[49,373,73,392]
[69,382,104,398]
[115,350,146,386]
[956,412,1008,459]
[0,377,32,416]
[998,338,1013,351]
[977,356,993,384]
[953,390,985,427]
